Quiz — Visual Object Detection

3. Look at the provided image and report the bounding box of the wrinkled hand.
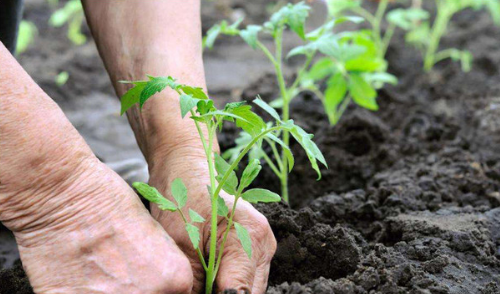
[148,152,277,294]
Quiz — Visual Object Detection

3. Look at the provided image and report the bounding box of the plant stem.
[208,126,281,281]
[262,151,281,177]
[273,28,291,203]
[424,3,452,72]
[374,0,389,58]
[213,197,239,276]
[381,22,395,57]
[205,123,218,294]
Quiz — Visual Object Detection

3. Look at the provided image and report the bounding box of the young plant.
[49,0,86,45]
[119,76,325,293]
[326,0,429,59]
[206,2,393,201]
[402,0,500,71]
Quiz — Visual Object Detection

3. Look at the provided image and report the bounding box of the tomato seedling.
[119,76,324,293]
[402,0,500,71]
[206,2,393,201]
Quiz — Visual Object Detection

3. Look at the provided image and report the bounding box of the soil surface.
[2,0,500,293]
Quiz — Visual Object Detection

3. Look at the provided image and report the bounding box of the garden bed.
[2,0,500,293]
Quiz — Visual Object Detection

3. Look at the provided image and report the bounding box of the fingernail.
[238,287,251,294]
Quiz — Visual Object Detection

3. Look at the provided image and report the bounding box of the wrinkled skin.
[149,150,277,294]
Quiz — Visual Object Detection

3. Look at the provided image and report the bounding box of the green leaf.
[234,222,252,259]
[287,2,310,39]
[265,133,294,172]
[345,57,385,72]
[239,159,262,190]
[214,153,238,195]
[132,182,177,211]
[217,196,229,217]
[140,76,178,107]
[231,105,266,137]
[307,58,335,81]
[204,24,221,49]
[326,0,361,16]
[240,25,262,49]
[253,97,281,121]
[185,223,200,249]
[241,188,281,203]
[171,178,187,209]
[282,121,327,179]
[179,94,200,118]
[349,73,378,111]
[363,72,398,89]
[189,209,205,223]
[16,21,37,54]
[387,8,430,30]
[120,82,147,115]
[324,73,348,124]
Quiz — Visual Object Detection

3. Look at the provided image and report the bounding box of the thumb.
[215,230,256,294]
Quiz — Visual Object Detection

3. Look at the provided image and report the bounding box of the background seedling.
[402,0,500,71]
[49,0,86,45]
[207,2,393,201]
[120,75,325,293]
[326,0,429,59]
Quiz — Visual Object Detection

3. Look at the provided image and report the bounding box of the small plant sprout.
[120,75,324,293]
[206,2,393,201]
[401,0,500,72]
[326,0,429,59]
[49,0,86,45]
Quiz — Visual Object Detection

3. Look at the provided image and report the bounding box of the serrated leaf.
[265,133,294,172]
[287,2,310,39]
[179,94,200,118]
[204,24,221,49]
[120,82,147,115]
[241,188,281,203]
[282,121,327,179]
[240,25,262,49]
[231,105,266,138]
[307,58,335,81]
[185,223,200,249]
[349,73,378,111]
[324,73,348,124]
[239,159,262,190]
[140,76,178,107]
[387,8,430,31]
[214,153,238,195]
[179,85,208,100]
[234,222,252,259]
[217,196,229,217]
[189,209,205,223]
[132,182,177,211]
[171,178,187,209]
[253,97,281,121]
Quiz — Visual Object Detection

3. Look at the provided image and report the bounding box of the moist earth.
[2,1,500,294]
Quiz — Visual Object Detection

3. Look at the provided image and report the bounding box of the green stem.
[266,138,284,172]
[212,127,282,204]
[177,209,208,271]
[205,124,218,294]
[381,22,395,57]
[213,196,240,276]
[262,151,281,177]
[274,28,291,203]
[373,0,389,58]
[424,3,453,72]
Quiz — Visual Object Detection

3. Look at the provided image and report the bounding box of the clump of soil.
[2,1,500,294]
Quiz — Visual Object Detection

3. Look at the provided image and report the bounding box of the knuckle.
[158,258,193,293]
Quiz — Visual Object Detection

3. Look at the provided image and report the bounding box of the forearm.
[0,43,104,233]
[82,0,215,166]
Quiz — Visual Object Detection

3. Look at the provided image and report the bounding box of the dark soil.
[2,1,500,294]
